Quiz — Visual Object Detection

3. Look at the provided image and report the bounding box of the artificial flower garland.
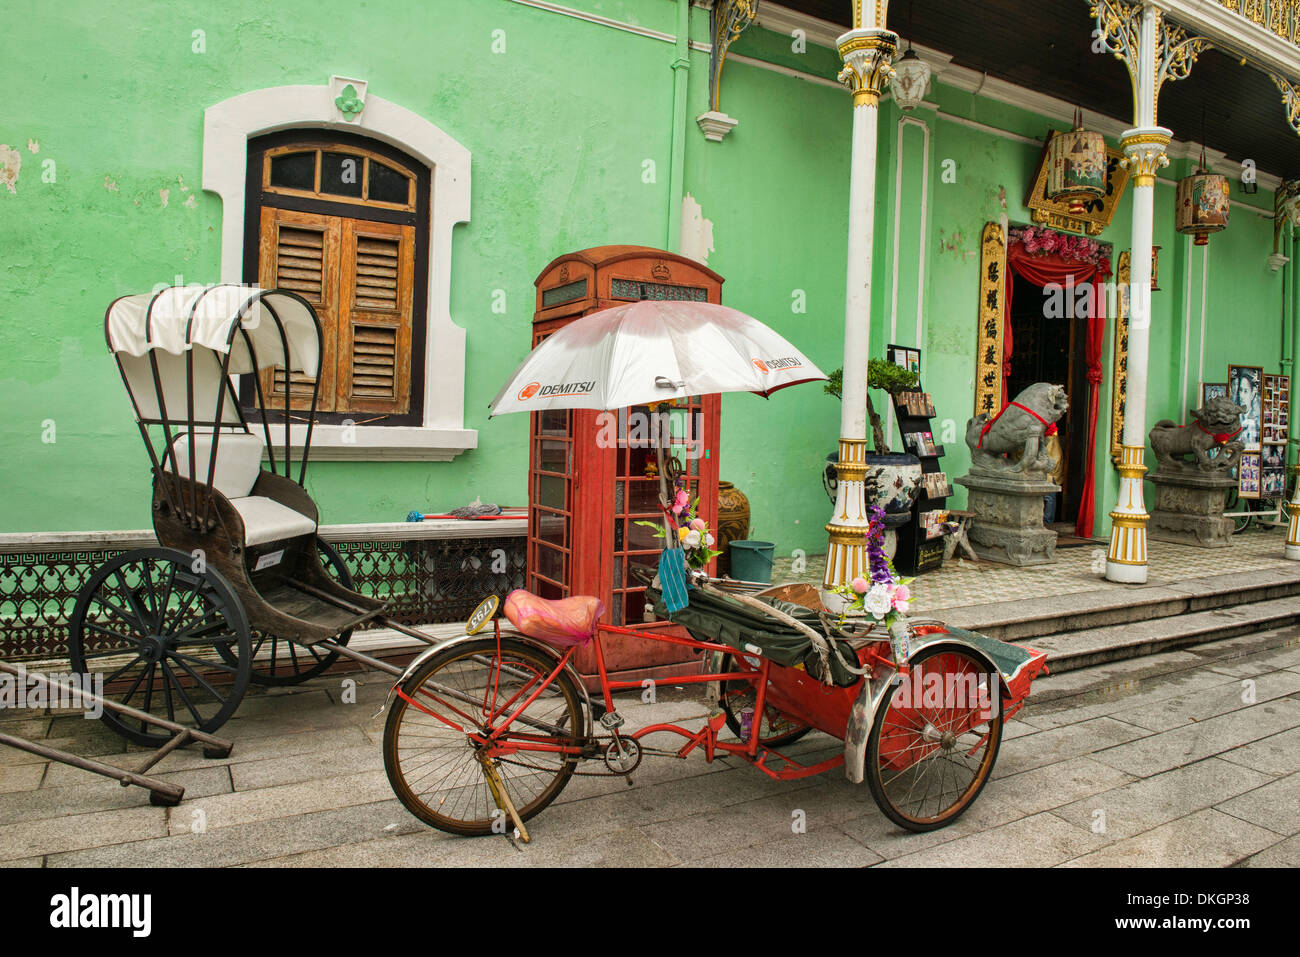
[636,476,721,570]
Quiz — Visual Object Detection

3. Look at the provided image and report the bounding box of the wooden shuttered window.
[340,222,414,413]
[258,207,415,416]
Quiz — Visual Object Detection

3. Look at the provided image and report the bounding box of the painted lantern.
[1176,170,1230,246]
[1046,125,1107,215]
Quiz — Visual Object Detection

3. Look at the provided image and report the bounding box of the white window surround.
[202,81,477,461]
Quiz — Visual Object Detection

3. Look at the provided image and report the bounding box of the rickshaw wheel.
[383,636,582,836]
[235,538,355,686]
[718,658,813,748]
[865,643,1003,832]
[69,547,252,747]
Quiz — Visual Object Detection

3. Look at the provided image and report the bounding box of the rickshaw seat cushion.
[168,432,265,500]
[230,495,317,546]
[503,590,603,647]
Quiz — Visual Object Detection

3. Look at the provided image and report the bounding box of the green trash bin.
[728,540,775,584]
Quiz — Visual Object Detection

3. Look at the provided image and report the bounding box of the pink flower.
[892,584,910,602]
[690,518,706,531]
[851,576,869,595]
[672,490,690,516]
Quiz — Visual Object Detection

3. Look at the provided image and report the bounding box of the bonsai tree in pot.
[823,360,922,519]
[824,359,919,453]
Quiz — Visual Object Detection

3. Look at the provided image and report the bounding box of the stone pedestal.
[1147,468,1236,547]
[955,472,1059,566]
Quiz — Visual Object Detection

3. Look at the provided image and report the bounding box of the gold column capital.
[837,30,899,107]
[1120,129,1171,187]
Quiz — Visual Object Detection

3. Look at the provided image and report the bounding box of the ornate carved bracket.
[1091,1,1210,125]
[1271,72,1300,135]
[707,0,759,113]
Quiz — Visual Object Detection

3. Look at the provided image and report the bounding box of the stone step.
[936,564,1300,643]
[1022,595,1300,673]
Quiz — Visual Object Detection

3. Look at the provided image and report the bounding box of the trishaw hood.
[105,284,321,376]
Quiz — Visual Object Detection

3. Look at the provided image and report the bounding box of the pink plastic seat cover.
[503,590,604,646]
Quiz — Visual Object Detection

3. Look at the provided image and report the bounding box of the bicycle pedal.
[599,710,625,730]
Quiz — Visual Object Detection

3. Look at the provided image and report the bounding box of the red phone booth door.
[526,247,723,690]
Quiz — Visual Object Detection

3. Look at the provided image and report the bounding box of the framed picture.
[906,349,921,375]
[1261,444,1286,496]
[1201,382,1227,406]
[1238,452,1261,499]
[887,343,909,371]
[1228,365,1263,453]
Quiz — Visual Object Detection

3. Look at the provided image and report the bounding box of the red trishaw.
[380,299,1048,839]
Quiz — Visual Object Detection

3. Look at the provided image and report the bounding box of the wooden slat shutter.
[257,207,341,412]
[337,219,415,414]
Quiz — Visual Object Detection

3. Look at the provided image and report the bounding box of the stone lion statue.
[965,383,1069,477]
[1149,396,1246,472]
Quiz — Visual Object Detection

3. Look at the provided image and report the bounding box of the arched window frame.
[202,79,476,461]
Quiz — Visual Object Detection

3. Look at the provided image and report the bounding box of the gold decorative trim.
[837,31,898,107]
[707,1,759,113]
[1108,511,1149,528]
[1215,1,1300,44]
[1121,130,1171,187]
[826,524,867,541]
[1110,251,1131,466]
[974,223,1006,418]
[1116,443,1148,479]
[1093,2,1210,126]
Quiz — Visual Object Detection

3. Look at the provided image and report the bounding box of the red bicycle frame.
[394,617,867,782]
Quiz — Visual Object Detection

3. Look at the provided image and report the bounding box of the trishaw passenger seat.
[168,432,265,499]
[167,432,316,546]
[503,589,604,647]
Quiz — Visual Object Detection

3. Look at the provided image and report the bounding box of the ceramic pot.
[824,452,922,519]
[715,480,750,576]
[866,452,923,517]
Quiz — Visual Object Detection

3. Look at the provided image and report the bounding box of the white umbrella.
[488,300,826,416]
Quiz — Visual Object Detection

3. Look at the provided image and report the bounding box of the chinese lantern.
[1176,168,1230,246]
[1047,112,1107,215]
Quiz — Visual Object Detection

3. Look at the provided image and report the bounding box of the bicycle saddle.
[503,589,604,647]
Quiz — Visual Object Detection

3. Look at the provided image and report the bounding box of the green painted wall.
[0,1,1288,571]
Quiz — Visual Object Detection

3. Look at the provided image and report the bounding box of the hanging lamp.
[1176,141,1230,247]
[892,3,930,111]
[1046,108,1107,215]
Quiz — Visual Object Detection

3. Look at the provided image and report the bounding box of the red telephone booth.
[529,246,723,688]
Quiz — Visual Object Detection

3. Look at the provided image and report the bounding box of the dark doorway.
[1006,279,1088,525]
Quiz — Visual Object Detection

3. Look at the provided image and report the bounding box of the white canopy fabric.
[488,300,827,416]
[105,284,321,376]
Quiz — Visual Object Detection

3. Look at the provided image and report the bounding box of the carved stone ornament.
[1149,395,1247,473]
[965,383,1070,479]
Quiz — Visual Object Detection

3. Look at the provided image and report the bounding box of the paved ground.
[2,619,1297,867]
[772,526,1293,614]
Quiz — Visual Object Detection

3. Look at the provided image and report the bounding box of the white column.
[1106,4,1169,584]
[822,11,898,606]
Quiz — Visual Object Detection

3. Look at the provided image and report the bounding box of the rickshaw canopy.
[105,284,321,377]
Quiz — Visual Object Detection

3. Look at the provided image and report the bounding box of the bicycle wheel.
[383,636,583,836]
[865,643,1003,832]
[718,656,813,748]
